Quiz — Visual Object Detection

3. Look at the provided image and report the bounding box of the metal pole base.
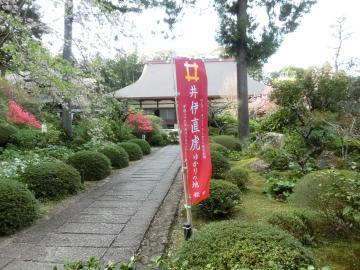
[183,223,192,240]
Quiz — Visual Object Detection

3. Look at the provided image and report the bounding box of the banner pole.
[171,58,193,240]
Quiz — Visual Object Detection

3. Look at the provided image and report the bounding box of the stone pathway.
[0,145,181,270]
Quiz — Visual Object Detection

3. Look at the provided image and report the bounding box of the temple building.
[111,59,265,128]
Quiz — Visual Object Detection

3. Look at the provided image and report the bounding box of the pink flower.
[125,112,153,133]
[7,100,41,128]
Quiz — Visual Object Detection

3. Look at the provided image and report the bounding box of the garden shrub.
[118,142,143,161]
[71,136,87,147]
[210,142,229,157]
[260,147,290,170]
[267,210,315,245]
[10,127,46,149]
[0,180,39,235]
[212,135,242,151]
[149,134,164,146]
[211,151,231,179]
[22,161,81,200]
[176,220,316,270]
[0,123,18,146]
[225,167,249,190]
[291,169,360,233]
[67,151,111,181]
[264,172,296,201]
[197,180,240,219]
[129,138,151,155]
[98,145,129,168]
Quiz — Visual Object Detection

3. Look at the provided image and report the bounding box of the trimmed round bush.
[212,135,242,151]
[211,151,231,179]
[118,142,143,161]
[98,145,129,168]
[267,210,315,245]
[225,167,249,190]
[0,180,39,235]
[290,169,360,231]
[176,221,316,270]
[210,142,229,157]
[22,161,81,200]
[0,123,18,146]
[260,148,289,170]
[67,150,111,181]
[129,138,151,155]
[198,180,240,219]
[149,134,164,146]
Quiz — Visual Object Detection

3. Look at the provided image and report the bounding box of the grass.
[168,156,360,270]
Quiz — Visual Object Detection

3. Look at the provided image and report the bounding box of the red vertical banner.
[175,58,212,205]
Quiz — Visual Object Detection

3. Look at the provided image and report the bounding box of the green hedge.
[267,210,315,245]
[198,180,240,219]
[129,138,151,155]
[211,151,230,179]
[67,151,111,181]
[118,142,143,161]
[149,134,164,146]
[210,142,229,157]
[212,135,242,151]
[98,145,129,168]
[290,169,360,232]
[225,167,249,191]
[0,123,18,146]
[10,127,46,149]
[22,161,81,200]
[0,180,39,235]
[176,221,316,270]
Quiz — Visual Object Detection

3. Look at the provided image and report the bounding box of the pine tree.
[214,0,316,139]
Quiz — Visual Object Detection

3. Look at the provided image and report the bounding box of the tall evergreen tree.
[214,0,316,139]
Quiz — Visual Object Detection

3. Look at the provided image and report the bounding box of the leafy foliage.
[290,169,360,233]
[264,171,296,201]
[67,151,111,181]
[98,144,129,168]
[197,180,240,219]
[126,112,153,135]
[260,148,289,171]
[210,142,229,157]
[176,220,316,270]
[212,135,242,151]
[10,127,46,149]
[225,167,249,190]
[118,142,143,161]
[129,138,151,155]
[211,151,231,179]
[149,134,164,146]
[0,179,39,235]
[0,122,17,146]
[268,210,315,245]
[22,161,81,200]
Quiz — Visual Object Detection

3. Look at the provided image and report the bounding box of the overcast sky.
[38,0,360,74]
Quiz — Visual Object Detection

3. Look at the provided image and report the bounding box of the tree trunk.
[0,64,6,78]
[237,0,249,139]
[62,0,74,138]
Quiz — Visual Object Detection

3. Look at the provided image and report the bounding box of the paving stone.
[90,200,142,209]
[102,247,137,263]
[82,207,137,216]
[2,261,60,270]
[42,233,116,247]
[71,214,130,224]
[57,222,125,235]
[20,246,107,263]
[0,257,13,269]
[0,146,181,269]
